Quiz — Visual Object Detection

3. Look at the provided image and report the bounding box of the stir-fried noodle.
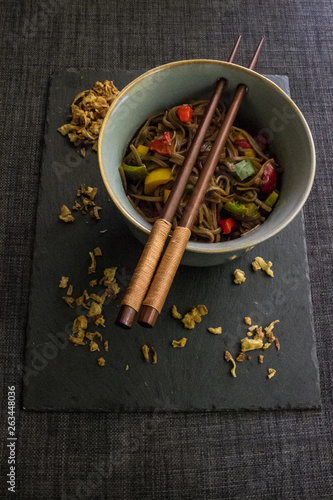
[120,100,280,242]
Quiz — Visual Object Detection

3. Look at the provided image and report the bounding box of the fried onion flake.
[58,80,119,156]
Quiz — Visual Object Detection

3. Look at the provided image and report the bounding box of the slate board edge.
[22,68,321,413]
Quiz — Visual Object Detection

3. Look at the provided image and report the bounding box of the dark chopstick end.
[115,305,137,329]
[138,306,159,328]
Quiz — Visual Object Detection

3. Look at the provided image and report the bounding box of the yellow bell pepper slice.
[244,149,255,157]
[137,145,149,155]
[234,132,245,140]
[164,189,171,203]
[144,168,173,195]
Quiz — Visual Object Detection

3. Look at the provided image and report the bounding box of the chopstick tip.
[247,38,265,70]
[228,35,242,63]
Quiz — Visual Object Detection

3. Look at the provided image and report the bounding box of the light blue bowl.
[98,60,315,266]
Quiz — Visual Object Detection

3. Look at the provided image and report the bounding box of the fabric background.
[0,0,332,498]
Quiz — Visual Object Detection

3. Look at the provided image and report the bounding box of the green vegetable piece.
[185,183,194,193]
[265,190,279,207]
[224,200,258,218]
[245,203,259,217]
[121,162,148,180]
[224,200,246,216]
[234,159,256,181]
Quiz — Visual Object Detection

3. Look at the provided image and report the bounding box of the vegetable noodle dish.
[119,100,281,242]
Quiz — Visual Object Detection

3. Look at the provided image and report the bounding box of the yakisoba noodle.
[119,100,281,242]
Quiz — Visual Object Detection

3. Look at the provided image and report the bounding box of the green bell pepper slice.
[121,162,148,180]
[224,200,258,217]
[265,190,279,207]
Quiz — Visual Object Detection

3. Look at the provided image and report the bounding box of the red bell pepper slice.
[235,139,251,149]
[217,214,236,234]
[148,131,173,156]
[262,163,277,194]
[177,105,193,123]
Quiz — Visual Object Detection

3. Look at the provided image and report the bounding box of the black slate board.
[23,68,321,412]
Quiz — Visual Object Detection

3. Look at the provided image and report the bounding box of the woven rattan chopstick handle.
[121,218,172,312]
[142,225,191,313]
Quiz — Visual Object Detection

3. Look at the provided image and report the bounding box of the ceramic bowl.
[98,60,315,266]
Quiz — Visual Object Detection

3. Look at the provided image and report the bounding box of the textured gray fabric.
[0,0,332,499]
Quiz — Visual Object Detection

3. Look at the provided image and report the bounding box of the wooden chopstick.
[116,36,242,329]
[138,38,264,328]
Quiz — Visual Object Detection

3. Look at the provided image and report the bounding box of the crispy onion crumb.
[172,338,187,348]
[207,327,222,334]
[233,269,246,284]
[225,351,237,377]
[252,257,274,277]
[181,305,208,329]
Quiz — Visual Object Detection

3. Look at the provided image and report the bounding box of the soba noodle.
[120,100,280,242]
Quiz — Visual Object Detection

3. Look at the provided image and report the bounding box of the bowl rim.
[98,59,316,255]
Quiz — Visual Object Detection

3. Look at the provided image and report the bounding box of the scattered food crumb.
[247,331,253,337]
[181,305,208,329]
[86,331,103,341]
[99,267,120,298]
[72,200,82,211]
[207,326,222,334]
[142,343,157,364]
[172,338,187,348]
[247,356,252,360]
[236,352,246,362]
[265,320,279,338]
[73,315,88,333]
[79,185,97,200]
[268,368,276,379]
[253,326,264,340]
[62,296,75,308]
[104,341,108,351]
[88,251,97,274]
[59,205,74,223]
[69,329,86,346]
[87,301,102,317]
[225,351,237,377]
[244,316,251,325]
[171,305,183,319]
[149,344,157,364]
[60,252,120,361]
[90,206,102,220]
[89,340,100,352]
[241,338,264,352]
[100,229,108,234]
[252,257,274,277]
[262,343,271,350]
[125,364,129,371]
[259,355,264,363]
[94,314,106,327]
[59,276,69,288]
[233,269,246,284]
[67,185,102,220]
[98,357,105,367]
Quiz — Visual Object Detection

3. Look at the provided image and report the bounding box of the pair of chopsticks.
[116,36,264,329]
